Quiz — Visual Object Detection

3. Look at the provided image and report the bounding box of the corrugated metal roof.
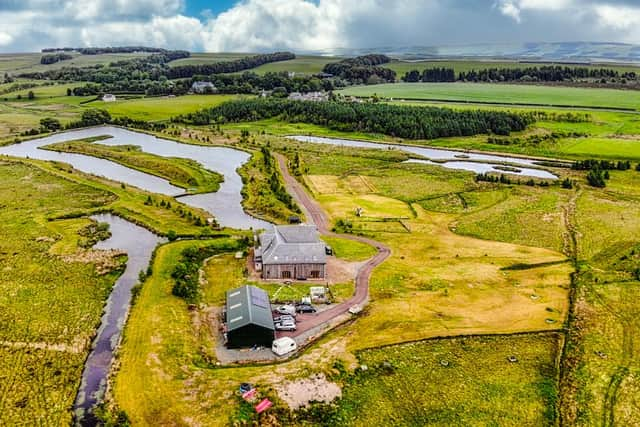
[226,285,275,332]
[259,225,326,265]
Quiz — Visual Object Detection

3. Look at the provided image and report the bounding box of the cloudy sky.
[0,0,639,52]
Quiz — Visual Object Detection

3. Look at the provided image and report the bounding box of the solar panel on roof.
[250,286,270,309]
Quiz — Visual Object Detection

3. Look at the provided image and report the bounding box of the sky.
[0,0,639,53]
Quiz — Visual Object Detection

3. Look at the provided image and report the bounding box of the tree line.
[402,65,638,83]
[175,98,535,139]
[40,53,73,65]
[323,54,396,84]
[69,71,342,97]
[165,52,295,79]
[21,50,190,82]
[42,46,170,54]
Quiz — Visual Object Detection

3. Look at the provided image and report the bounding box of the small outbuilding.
[102,93,116,102]
[225,285,275,348]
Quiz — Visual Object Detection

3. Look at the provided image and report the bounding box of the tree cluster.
[572,159,632,171]
[403,67,455,82]
[176,98,535,139]
[323,55,396,84]
[586,167,608,187]
[476,173,552,187]
[40,53,73,65]
[487,130,587,146]
[171,242,243,302]
[166,52,295,79]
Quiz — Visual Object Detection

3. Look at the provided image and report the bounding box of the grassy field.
[44,137,224,194]
[333,333,561,426]
[339,82,640,110]
[0,52,149,75]
[250,55,337,75]
[559,175,640,424]
[84,94,245,121]
[0,161,123,424]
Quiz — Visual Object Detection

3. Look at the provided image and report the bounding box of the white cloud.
[0,32,13,46]
[498,1,521,23]
[593,4,640,41]
[0,0,640,52]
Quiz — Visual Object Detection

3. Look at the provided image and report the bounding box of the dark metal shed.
[226,285,275,348]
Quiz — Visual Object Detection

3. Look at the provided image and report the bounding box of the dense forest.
[176,98,534,139]
[166,52,295,79]
[40,53,73,65]
[323,54,396,84]
[403,65,638,83]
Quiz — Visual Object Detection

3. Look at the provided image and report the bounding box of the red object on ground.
[242,388,257,401]
[255,398,273,413]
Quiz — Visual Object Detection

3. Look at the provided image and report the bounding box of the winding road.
[274,154,391,337]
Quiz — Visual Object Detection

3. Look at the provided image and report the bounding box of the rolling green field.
[339,82,640,110]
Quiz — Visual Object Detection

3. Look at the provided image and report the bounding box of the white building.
[191,81,217,94]
[102,94,116,102]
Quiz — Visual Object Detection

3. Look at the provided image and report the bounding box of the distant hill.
[308,42,640,65]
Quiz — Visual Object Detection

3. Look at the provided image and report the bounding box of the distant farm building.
[191,81,217,94]
[255,225,326,280]
[287,91,329,102]
[102,94,116,102]
[225,285,275,348]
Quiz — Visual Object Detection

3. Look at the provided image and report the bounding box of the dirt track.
[274,154,391,337]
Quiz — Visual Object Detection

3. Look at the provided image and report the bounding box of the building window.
[281,271,291,279]
[310,271,320,279]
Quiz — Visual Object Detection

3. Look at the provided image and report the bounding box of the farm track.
[274,154,391,337]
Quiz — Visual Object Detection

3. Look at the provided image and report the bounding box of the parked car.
[273,315,295,323]
[275,305,296,316]
[295,304,317,313]
[275,320,296,331]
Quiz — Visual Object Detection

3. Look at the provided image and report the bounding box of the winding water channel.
[74,214,163,424]
[0,126,271,230]
[0,127,564,422]
[289,135,559,179]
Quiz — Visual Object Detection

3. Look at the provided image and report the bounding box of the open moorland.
[0,49,639,426]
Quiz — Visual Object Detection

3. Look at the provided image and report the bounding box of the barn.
[225,285,275,348]
[254,225,327,280]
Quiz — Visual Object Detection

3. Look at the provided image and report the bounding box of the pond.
[288,135,559,179]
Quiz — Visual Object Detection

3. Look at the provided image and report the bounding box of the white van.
[271,337,297,356]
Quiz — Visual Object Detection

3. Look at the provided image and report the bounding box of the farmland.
[339,82,640,110]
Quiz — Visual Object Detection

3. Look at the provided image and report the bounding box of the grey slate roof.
[259,225,326,265]
[226,285,274,332]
